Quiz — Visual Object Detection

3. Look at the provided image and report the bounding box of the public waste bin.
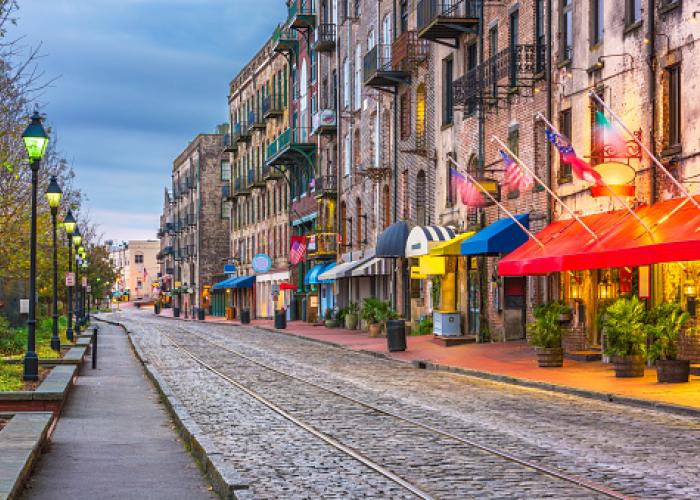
[386,319,407,352]
[274,309,287,329]
[173,307,180,318]
[198,308,205,321]
[154,303,161,315]
[241,309,251,324]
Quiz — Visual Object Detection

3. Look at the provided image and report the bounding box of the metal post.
[66,235,74,342]
[50,207,60,351]
[23,159,40,381]
[75,258,81,337]
[91,325,97,369]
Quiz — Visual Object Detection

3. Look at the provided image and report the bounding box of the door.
[504,277,526,340]
[381,15,391,68]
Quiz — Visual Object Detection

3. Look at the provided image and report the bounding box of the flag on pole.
[544,128,602,184]
[450,168,486,208]
[289,236,306,265]
[500,150,534,192]
[594,111,627,157]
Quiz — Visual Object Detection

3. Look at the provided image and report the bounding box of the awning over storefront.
[429,231,475,256]
[350,257,389,277]
[405,226,456,257]
[318,262,336,283]
[499,197,700,276]
[418,255,446,276]
[256,271,290,283]
[376,221,411,257]
[231,275,256,288]
[279,282,297,290]
[306,262,336,285]
[212,277,238,290]
[318,255,374,280]
[461,213,529,256]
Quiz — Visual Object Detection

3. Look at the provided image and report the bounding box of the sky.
[9,0,284,242]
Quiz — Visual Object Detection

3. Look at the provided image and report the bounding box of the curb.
[95,317,251,499]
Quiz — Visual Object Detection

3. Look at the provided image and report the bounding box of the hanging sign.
[224,263,236,275]
[82,277,88,287]
[252,253,272,274]
[86,285,92,293]
[65,272,75,287]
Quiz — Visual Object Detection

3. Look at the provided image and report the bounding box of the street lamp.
[21,111,49,381]
[81,258,89,325]
[45,176,62,351]
[63,209,76,342]
[73,229,83,337]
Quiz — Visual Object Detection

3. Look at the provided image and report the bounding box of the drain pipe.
[647,0,656,205]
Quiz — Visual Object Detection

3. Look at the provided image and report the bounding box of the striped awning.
[405,226,456,257]
[350,257,390,277]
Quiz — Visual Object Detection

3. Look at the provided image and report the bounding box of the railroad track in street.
[160,325,634,500]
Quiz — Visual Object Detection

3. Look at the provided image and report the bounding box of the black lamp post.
[21,111,49,381]
[73,229,83,337]
[63,209,76,342]
[45,176,62,352]
[81,257,89,324]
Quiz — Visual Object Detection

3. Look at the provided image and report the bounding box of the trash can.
[274,309,286,329]
[386,319,406,352]
[241,308,251,324]
[198,308,205,321]
[173,307,180,318]
[154,303,161,315]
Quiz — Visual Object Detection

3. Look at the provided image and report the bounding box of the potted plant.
[603,296,647,377]
[646,303,690,383]
[324,308,337,329]
[344,302,359,330]
[528,301,568,367]
[361,297,383,337]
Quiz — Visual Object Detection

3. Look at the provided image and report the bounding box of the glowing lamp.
[22,111,49,162]
[590,161,636,197]
[684,280,697,298]
[63,209,77,235]
[570,281,582,300]
[598,279,615,300]
[72,227,82,247]
[45,176,62,209]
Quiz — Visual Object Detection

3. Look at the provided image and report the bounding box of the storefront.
[306,262,336,320]
[318,252,376,309]
[211,275,256,319]
[256,271,291,319]
[499,197,700,352]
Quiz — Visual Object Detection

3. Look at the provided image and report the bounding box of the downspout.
[477,0,488,341]
[647,0,656,205]
[196,143,202,315]
[545,0,553,302]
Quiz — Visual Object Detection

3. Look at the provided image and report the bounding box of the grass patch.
[0,363,23,391]
[1,315,70,361]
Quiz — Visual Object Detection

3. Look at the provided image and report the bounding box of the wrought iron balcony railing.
[313,175,337,197]
[392,31,429,72]
[417,0,481,44]
[287,0,315,28]
[272,26,298,53]
[307,232,338,258]
[263,94,284,119]
[314,23,336,52]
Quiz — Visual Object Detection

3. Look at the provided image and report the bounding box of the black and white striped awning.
[405,226,456,257]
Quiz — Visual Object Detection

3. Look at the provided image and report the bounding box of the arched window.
[415,83,426,149]
[383,185,391,228]
[369,110,377,166]
[353,128,361,168]
[340,201,347,248]
[356,197,363,248]
[416,170,427,226]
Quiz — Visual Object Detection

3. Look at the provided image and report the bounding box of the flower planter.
[613,355,645,378]
[368,323,382,338]
[324,320,337,329]
[344,313,358,330]
[534,347,564,367]
[656,359,690,383]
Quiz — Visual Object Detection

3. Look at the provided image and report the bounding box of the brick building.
[156,188,175,304]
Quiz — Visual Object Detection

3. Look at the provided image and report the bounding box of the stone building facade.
[109,240,160,302]
[156,188,175,302]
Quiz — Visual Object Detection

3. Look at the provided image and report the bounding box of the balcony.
[233,178,251,198]
[249,110,265,131]
[263,94,284,119]
[223,133,237,153]
[252,169,267,189]
[417,0,480,47]
[363,45,409,89]
[392,31,429,72]
[313,175,337,198]
[239,121,252,142]
[313,23,336,52]
[307,232,338,259]
[266,127,315,166]
[311,109,337,135]
[272,26,298,54]
[262,163,284,181]
[453,44,546,107]
[287,1,315,29]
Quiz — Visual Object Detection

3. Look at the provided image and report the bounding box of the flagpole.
[491,135,599,241]
[588,90,700,211]
[447,156,545,249]
[535,112,655,238]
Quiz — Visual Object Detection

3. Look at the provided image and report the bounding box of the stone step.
[431,335,476,347]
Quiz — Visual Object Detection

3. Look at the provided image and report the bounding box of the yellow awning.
[419,255,446,276]
[410,266,427,280]
[429,231,475,256]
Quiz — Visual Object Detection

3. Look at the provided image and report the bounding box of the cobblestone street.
[110,310,700,499]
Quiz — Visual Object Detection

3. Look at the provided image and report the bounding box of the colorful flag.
[544,128,602,184]
[450,168,486,208]
[500,150,534,192]
[289,235,306,265]
[594,111,627,158]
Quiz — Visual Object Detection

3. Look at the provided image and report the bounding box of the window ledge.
[660,144,682,158]
[441,122,454,131]
[557,58,572,69]
[623,20,643,36]
[659,1,681,15]
[558,175,573,185]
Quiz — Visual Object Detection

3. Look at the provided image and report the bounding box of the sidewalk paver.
[21,323,215,500]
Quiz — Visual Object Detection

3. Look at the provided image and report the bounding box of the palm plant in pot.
[361,297,384,337]
[646,303,690,383]
[528,301,568,367]
[324,308,337,329]
[603,296,647,377]
[344,302,359,330]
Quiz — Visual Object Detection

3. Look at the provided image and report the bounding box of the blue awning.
[376,221,410,257]
[212,277,238,290]
[306,262,337,285]
[318,262,337,283]
[232,275,256,289]
[460,213,530,255]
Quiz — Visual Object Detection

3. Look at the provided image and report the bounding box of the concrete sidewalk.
[21,323,215,500]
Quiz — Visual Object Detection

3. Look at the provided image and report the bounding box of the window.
[416,170,427,226]
[591,0,604,45]
[535,0,545,73]
[416,83,427,148]
[509,9,519,87]
[221,160,231,181]
[344,133,351,176]
[666,65,681,148]
[356,198,363,248]
[135,254,144,264]
[343,57,350,108]
[340,201,347,248]
[560,0,573,62]
[221,200,232,219]
[465,43,478,115]
[446,153,455,208]
[402,170,409,219]
[400,0,408,33]
[489,26,498,97]
[354,45,362,110]
[353,128,361,169]
[590,91,604,165]
[354,0,361,17]
[559,109,573,182]
[442,58,453,125]
[626,0,641,25]
[507,125,520,198]
[400,92,411,140]
[383,185,391,228]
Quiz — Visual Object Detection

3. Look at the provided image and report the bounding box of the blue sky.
[10,0,284,241]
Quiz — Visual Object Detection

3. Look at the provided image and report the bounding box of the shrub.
[0,316,24,355]
[528,301,569,348]
[603,296,647,357]
[416,317,433,336]
[646,303,689,362]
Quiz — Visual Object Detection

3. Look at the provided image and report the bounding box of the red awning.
[279,282,297,291]
[499,196,700,276]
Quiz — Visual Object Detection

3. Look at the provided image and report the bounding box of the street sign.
[271,283,280,299]
[65,272,75,287]
[252,253,272,274]
[86,285,91,293]
[224,263,236,275]
[19,299,29,314]
[82,277,87,287]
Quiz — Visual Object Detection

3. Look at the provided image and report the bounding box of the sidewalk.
[154,305,700,414]
[22,322,214,499]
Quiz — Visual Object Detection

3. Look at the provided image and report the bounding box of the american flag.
[500,150,534,192]
[544,128,601,184]
[450,168,486,208]
[289,236,306,265]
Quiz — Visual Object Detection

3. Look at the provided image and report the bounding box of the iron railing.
[392,31,429,72]
[417,0,481,33]
[364,45,393,82]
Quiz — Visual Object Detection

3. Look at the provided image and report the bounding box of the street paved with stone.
[109,309,700,499]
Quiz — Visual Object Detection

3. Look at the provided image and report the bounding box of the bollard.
[92,325,98,369]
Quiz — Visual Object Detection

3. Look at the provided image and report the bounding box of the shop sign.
[175,281,182,288]
[65,272,75,287]
[271,283,280,299]
[252,253,272,274]
[307,235,317,252]
[224,263,236,275]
